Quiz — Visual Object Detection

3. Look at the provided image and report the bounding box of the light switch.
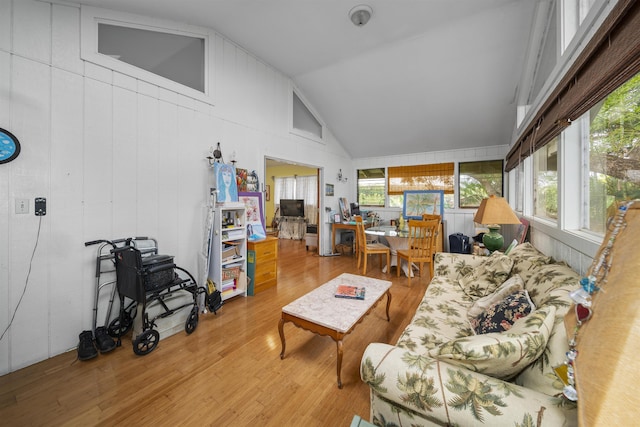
[15,198,29,214]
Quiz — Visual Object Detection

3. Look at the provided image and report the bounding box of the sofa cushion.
[466,274,525,319]
[515,262,581,395]
[396,275,474,352]
[428,305,556,380]
[458,251,514,298]
[507,242,552,284]
[469,289,535,334]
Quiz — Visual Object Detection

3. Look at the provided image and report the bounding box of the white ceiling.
[78,0,538,158]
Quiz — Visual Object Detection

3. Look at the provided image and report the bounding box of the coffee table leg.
[385,291,392,321]
[336,339,343,389]
[278,318,286,359]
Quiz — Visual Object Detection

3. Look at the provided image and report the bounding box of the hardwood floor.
[0,239,431,426]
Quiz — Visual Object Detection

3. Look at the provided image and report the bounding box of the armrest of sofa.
[433,252,487,280]
[361,343,574,426]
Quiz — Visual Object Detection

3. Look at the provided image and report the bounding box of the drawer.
[254,242,277,261]
[254,263,277,283]
[254,277,277,294]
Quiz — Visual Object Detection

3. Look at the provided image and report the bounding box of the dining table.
[365,223,443,277]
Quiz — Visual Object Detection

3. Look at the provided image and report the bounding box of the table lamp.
[473,195,521,252]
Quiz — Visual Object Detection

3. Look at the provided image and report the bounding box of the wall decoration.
[214,163,239,203]
[238,191,266,241]
[236,168,248,192]
[338,197,350,221]
[402,190,444,219]
[0,128,20,164]
[515,218,529,244]
[325,183,334,196]
[265,184,271,201]
[247,170,259,192]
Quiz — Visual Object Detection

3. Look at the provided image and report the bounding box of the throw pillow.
[428,305,556,380]
[458,251,514,298]
[466,274,525,319]
[507,242,552,284]
[469,289,536,334]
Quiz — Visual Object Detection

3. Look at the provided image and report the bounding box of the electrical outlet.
[15,198,29,214]
[35,197,46,216]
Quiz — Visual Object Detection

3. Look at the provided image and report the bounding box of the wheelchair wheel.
[108,311,133,337]
[185,307,199,334]
[132,329,159,355]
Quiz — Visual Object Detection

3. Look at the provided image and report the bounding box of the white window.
[81,6,210,103]
[534,138,558,221]
[290,87,324,143]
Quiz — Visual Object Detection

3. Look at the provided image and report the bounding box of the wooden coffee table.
[278,273,392,388]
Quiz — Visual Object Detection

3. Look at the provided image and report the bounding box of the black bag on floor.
[449,233,471,254]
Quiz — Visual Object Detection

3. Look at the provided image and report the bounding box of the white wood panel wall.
[0,0,353,374]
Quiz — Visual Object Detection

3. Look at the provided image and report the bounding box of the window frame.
[357,168,386,207]
[289,85,325,144]
[80,6,212,104]
[458,159,505,209]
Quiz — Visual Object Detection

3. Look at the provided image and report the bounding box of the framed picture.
[238,191,266,241]
[402,190,444,219]
[333,213,342,223]
[325,183,334,196]
[338,197,350,221]
[235,168,248,192]
[515,218,529,244]
[214,163,239,203]
[265,184,271,201]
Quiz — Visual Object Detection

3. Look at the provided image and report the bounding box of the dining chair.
[396,218,439,284]
[355,216,390,275]
[421,213,441,222]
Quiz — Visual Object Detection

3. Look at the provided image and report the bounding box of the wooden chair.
[355,216,390,275]
[397,218,439,284]
[421,213,441,222]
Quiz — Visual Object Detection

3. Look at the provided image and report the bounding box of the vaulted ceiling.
[78,0,539,158]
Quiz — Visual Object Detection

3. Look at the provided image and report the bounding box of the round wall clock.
[0,128,20,164]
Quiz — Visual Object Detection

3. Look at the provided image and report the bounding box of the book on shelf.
[335,285,365,300]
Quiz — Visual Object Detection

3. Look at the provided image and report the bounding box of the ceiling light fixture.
[349,5,372,27]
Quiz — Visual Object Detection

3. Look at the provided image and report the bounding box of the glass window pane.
[458,160,504,208]
[534,138,558,220]
[586,72,640,233]
[357,168,385,207]
[98,23,204,92]
[292,92,322,139]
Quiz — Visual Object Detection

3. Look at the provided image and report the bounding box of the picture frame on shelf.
[333,213,342,223]
[515,218,529,244]
[238,191,266,241]
[402,190,444,219]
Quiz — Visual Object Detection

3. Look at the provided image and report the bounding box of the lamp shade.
[473,195,520,225]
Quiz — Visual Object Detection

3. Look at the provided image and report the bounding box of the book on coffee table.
[335,285,366,300]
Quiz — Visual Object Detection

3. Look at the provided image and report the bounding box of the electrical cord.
[0,215,42,341]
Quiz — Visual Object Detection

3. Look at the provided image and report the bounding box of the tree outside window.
[458,160,504,208]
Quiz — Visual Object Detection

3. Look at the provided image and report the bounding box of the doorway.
[264,157,322,253]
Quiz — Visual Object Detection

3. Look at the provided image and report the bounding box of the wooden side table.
[247,237,278,295]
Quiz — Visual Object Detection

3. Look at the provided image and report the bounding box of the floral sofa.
[360,243,580,426]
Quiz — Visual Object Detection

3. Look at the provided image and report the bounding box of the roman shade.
[506,0,640,172]
[387,163,454,195]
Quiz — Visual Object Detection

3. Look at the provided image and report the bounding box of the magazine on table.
[335,285,366,300]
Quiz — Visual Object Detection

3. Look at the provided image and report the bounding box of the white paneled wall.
[0,0,353,374]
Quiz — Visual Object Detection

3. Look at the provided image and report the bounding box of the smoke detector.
[349,5,372,27]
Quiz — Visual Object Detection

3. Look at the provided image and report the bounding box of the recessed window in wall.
[98,23,205,92]
[585,72,640,233]
[534,138,558,220]
[458,160,504,208]
[292,92,323,140]
[388,163,454,209]
[357,168,385,207]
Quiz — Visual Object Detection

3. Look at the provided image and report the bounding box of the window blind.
[506,0,640,172]
[387,163,454,195]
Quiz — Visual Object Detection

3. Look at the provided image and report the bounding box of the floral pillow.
[428,305,556,380]
[466,274,525,319]
[458,251,514,298]
[469,289,536,334]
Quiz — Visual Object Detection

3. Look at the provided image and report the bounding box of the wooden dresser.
[247,236,278,295]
